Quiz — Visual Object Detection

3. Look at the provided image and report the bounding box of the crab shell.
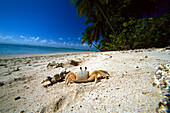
[76,71,89,80]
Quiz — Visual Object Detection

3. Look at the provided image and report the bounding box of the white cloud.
[41,39,47,43]
[49,39,57,44]
[20,35,29,41]
[29,37,39,42]
[58,38,63,40]
[0,34,95,50]
[20,35,25,39]
[0,35,13,40]
[35,37,39,41]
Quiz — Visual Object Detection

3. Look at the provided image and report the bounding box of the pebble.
[20,110,25,113]
[14,96,21,100]
[0,82,4,86]
[0,64,7,67]
[142,55,148,58]
[13,66,20,72]
[70,60,80,66]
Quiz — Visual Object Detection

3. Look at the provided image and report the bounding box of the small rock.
[115,88,120,90]
[14,77,26,81]
[0,64,7,67]
[165,46,170,50]
[20,110,25,113]
[0,82,4,86]
[55,63,63,68]
[140,49,144,52]
[23,86,29,89]
[14,96,21,100]
[13,66,20,72]
[110,56,112,58]
[140,59,144,61]
[25,60,31,64]
[134,50,138,52]
[136,66,139,68]
[47,62,63,69]
[70,60,80,66]
[142,55,148,58]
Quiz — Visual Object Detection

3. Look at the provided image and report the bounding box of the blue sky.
[0,0,91,49]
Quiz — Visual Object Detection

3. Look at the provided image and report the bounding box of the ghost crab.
[65,67,110,85]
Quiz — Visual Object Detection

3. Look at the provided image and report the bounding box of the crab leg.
[65,72,76,85]
[98,70,110,78]
[74,70,110,83]
[88,70,110,83]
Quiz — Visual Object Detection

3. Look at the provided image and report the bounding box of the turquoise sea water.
[0,43,90,55]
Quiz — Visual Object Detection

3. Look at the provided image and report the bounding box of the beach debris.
[3,72,12,76]
[12,66,20,72]
[20,110,25,113]
[41,69,70,87]
[136,66,139,68]
[153,64,170,113]
[25,60,31,64]
[47,61,63,69]
[140,49,144,52]
[142,55,148,58]
[0,82,4,86]
[165,53,170,55]
[70,60,80,66]
[0,64,7,67]
[165,46,170,50]
[14,77,26,82]
[14,96,21,100]
[65,67,110,85]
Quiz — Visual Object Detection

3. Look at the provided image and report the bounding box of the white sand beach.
[0,48,169,113]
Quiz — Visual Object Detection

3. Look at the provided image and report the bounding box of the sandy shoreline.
[0,48,169,113]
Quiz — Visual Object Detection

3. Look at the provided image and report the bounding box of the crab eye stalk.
[80,67,82,71]
[85,67,87,71]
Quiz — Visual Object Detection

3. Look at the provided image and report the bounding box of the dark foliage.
[71,0,169,51]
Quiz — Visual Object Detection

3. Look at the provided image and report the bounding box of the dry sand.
[0,48,169,113]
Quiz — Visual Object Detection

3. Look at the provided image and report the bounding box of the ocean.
[0,43,90,55]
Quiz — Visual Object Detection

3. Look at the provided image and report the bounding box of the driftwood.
[41,70,70,88]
